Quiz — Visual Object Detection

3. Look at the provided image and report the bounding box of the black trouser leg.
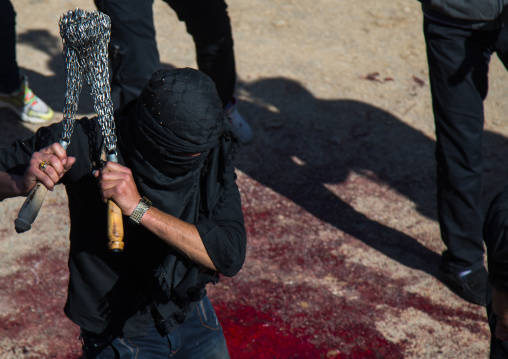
[0,0,20,93]
[94,0,160,107]
[424,18,492,272]
[164,0,236,107]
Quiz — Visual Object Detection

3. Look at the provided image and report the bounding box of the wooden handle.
[107,199,124,252]
[14,182,49,233]
[14,141,69,234]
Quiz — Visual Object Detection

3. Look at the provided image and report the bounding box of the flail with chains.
[15,9,125,252]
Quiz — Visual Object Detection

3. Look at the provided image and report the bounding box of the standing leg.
[94,0,160,107]
[0,0,20,93]
[424,17,492,305]
[163,0,253,143]
[163,0,235,107]
[0,0,53,123]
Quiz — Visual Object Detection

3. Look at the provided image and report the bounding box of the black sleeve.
[484,186,508,292]
[195,170,247,277]
[0,123,63,174]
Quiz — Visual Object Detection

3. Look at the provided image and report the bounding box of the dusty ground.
[2,0,508,357]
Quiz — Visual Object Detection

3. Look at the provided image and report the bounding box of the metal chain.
[59,9,117,158]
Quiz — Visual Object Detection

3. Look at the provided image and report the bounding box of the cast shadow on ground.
[0,29,99,151]
[2,28,179,146]
[15,29,177,117]
[8,28,508,280]
[234,76,508,278]
[1,27,176,144]
[16,29,102,116]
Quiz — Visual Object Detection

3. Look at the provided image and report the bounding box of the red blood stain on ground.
[212,264,485,358]
[0,176,488,358]
[212,277,406,359]
[215,301,402,359]
[0,247,82,359]
[215,303,322,358]
[208,175,487,358]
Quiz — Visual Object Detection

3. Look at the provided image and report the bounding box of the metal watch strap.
[129,197,152,224]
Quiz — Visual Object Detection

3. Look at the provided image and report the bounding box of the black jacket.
[484,185,508,292]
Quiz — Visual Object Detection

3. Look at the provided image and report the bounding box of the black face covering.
[131,99,211,178]
[118,68,239,211]
[116,68,240,332]
[128,67,226,178]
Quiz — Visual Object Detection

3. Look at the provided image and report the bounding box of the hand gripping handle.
[14,141,69,234]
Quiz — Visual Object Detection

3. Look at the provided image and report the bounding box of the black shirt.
[0,118,247,337]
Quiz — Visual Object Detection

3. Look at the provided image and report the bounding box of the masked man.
[0,68,246,358]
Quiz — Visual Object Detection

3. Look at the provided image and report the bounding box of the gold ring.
[39,161,48,171]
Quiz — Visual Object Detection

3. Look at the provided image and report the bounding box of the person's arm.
[141,207,217,270]
[0,142,75,201]
[194,182,246,277]
[94,161,219,271]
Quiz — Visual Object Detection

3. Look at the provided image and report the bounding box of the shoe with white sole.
[0,76,54,123]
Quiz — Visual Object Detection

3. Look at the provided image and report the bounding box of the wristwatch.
[129,196,152,224]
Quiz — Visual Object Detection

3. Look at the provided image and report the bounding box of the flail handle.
[14,140,69,234]
[107,199,124,252]
[14,183,49,233]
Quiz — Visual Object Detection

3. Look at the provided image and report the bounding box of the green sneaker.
[0,76,54,123]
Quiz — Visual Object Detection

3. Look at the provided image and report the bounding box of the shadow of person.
[16,29,100,116]
[0,29,64,145]
[2,28,178,147]
[234,76,443,276]
[18,29,180,115]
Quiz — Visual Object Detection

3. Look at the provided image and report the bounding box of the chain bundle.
[59,9,117,158]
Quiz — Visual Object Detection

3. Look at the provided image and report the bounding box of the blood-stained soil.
[0,248,81,359]
[3,0,508,357]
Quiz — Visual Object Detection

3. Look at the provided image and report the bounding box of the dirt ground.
[2,0,508,358]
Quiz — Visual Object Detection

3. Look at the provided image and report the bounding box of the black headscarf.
[116,68,240,332]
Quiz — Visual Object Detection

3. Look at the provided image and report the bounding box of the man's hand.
[21,143,76,195]
[94,162,218,270]
[94,161,141,216]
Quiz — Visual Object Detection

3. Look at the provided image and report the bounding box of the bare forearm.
[139,207,217,271]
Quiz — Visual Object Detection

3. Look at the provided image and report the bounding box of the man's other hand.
[22,142,76,194]
[94,161,141,216]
